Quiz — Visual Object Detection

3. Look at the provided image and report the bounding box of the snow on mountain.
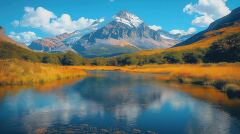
[69,11,181,57]
[113,11,143,28]
[149,25,162,31]
[29,10,193,57]
[29,19,104,52]
[160,34,174,40]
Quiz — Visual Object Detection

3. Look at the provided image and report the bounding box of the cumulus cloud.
[13,7,104,35]
[8,31,41,45]
[149,25,162,31]
[183,0,231,27]
[191,15,214,27]
[170,27,196,36]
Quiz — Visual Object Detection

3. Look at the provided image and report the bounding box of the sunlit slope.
[134,26,240,56]
[0,27,28,49]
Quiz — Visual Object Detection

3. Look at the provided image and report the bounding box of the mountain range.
[1,7,240,65]
[29,11,191,57]
[2,7,240,59]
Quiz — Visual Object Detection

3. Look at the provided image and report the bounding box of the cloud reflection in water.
[0,71,240,134]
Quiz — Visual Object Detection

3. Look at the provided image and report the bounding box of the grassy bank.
[75,63,240,93]
[0,59,87,86]
[1,59,240,95]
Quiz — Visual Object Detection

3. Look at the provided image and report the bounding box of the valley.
[0,3,240,134]
[1,7,240,90]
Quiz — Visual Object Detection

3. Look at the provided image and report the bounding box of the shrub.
[224,84,240,99]
[213,80,227,90]
[223,84,240,92]
[42,56,56,63]
[60,51,82,65]
[61,55,75,65]
[191,78,208,85]
[163,52,181,64]
[204,33,240,63]
[176,77,192,84]
[183,52,199,64]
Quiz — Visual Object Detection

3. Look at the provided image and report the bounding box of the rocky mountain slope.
[29,11,188,57]
[28,19,103,53]
[71,11,180,57]
[29,33,75,52]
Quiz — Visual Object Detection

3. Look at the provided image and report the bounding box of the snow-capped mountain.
[29,19,103,53]
[148,26,193,41]
[29,11,189,57]
[29,33,75,52]
[71,11,179,57]
[113,11,143,28]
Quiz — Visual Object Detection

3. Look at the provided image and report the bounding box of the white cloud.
[8,31,41,45]
[192,15,214,27]
[16,7,56,28]
[13,7,104,35]
[149,25,162,31]
[183,0,231,27]
[170,27,196,36]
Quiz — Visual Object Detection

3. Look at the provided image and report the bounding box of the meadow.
[74,63,240,93]
[0,59,87,86]
[1,26,240,95]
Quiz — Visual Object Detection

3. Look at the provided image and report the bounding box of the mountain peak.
[113,10,143,28]
[116,10,132,16]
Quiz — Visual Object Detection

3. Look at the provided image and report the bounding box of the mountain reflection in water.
[0,71,240,134]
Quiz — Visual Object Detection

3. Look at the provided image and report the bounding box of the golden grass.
[74,63,240,86]
[0,59,87,86]
[135,26,240,56]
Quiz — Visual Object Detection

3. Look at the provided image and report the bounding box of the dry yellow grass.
[135,26,240,56]
[0,29,29,49]
[0,59,87,85]
[74,63,240,84]
[1,58,240,90]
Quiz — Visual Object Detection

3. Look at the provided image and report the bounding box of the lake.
[0,71,240,134]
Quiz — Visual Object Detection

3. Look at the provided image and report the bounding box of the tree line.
[1,33,240,66]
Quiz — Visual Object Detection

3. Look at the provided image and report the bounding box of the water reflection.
[168,83,240,106]
[0,71,240,134]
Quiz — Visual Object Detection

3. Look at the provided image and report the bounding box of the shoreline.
[74,64,240,94]
[1,59,240,96]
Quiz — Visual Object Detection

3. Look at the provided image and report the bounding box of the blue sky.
[0,0,239,44]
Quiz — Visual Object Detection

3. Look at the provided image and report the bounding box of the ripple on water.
[40,124,158,134]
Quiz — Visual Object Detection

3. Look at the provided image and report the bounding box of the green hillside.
[85,32,240,66]
[0,41,84,65]
[1,32,240,66]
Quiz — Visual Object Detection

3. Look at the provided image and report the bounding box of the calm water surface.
[0,71,240,134]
